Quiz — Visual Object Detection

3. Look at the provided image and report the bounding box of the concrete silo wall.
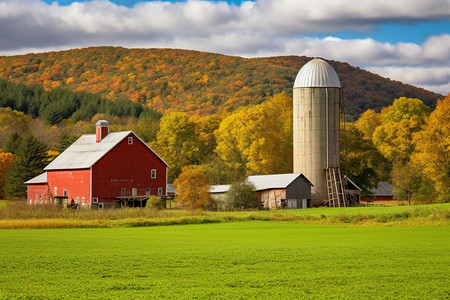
[293,87,340,205]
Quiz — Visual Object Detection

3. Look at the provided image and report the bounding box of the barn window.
[158,188,163,196]
[132,188,137,196]
[121,188,126,196]
[93,197,98,204]
[63,189,67,197]
[151,169,156,179]
[146,188,150,196]
[98,203,104,210]
[54,187,57,196]
[82,197,85,205]
[128,137,133,144]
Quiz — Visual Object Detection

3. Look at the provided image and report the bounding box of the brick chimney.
[96,120,109,143]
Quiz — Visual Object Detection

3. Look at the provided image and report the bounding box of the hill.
[0,47,443,119]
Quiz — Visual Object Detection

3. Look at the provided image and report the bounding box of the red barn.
[25,120,169,209]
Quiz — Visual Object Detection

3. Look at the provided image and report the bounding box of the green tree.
[173,165,212,209]
[226,181,259,210]
[5,135,50,198]
[341,123,390,194]
[0,152,17,198]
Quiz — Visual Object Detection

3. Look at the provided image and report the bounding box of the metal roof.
[247,173,312,191]
[210,184,231,194]
[369,182,394,196]
[293,58,341,88]
[25,172,47,184]
[44,131,169,170]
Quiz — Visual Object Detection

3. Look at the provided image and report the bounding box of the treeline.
[0,91,448,203]
[0,78,161,125]
[0,47,442,119]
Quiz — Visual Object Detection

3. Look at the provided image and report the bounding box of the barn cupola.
[96,120,109,143]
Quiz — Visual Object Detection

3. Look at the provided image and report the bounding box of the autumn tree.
[355,108,384,140]
[373,97,430,163]
[0,152,17,198]
[152,112,199,182]
[173,165,212,209]
[412,95,450,202]
[215,92,293,178]
[5,135,50,198]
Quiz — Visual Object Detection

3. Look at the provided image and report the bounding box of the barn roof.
[25,172,47,184]
[44,131,169,170]
[369,182,394,196]
[247,173,313,191]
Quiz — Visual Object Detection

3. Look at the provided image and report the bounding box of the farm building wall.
[27,183,49,204]
[258,189,286,210]
[286,176,312,204]
[92,132,167,205]
[47,169,91,207]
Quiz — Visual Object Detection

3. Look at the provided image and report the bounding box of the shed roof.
[247,173,312,191]
[370,182,394,196]
[210,184,231,194]
[293,58,341,88]
[44,131,168,170]
[25,172,47,184]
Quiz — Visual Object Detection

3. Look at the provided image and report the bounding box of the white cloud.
[0,0,449,94]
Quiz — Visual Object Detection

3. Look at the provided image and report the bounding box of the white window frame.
[98,203,104,210]
[54,187,57,196]
[151,169,157,179]
[82,197,85,205]
[93,197,98,204]
[158,187,163,196]
[132,188,137,197]
[146,188,150,196]
[128,137,133,144]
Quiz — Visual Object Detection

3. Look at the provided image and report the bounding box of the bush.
[146,196,164,210]
[226,181,260,210]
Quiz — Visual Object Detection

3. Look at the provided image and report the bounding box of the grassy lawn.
[0,222,449,299]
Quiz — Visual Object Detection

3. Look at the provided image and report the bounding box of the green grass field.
[1,222,449,299]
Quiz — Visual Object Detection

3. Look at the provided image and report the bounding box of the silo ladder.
[326,167,346,207]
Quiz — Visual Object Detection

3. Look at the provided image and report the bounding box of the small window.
[158,188,163,196]
[63,189,67,197]
[146,188,150,196]
[54,187,57,196]
[93,197,98,204]
[151,169,156,179]
[128,137,133,144]
[82,197,85,205]
[98,203,104,210]
[132,188,137,196]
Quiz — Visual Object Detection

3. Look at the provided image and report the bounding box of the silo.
[293,58,344,206]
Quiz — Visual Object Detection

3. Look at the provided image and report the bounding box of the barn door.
[132,188,137,196]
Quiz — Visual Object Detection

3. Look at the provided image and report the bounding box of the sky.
[0,0,449,95]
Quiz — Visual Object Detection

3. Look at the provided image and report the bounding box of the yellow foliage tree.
[215,92,293,178]
[173,165,212,209]
[373,97,430,163]
[0,152,17,198]
[355,109,382,140]
[412,95,450,201]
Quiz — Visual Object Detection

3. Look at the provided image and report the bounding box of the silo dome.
[293,58,341,88]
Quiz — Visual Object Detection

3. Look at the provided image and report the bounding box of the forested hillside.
[0,47,442,119]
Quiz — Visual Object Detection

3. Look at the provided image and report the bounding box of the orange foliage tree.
[0,152,17,198]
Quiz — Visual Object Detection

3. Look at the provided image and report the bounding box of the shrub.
[226,181,259,210]
[146,196,164,210]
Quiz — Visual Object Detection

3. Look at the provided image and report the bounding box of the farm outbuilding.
[26,120,169,209]
[209,173,313,210]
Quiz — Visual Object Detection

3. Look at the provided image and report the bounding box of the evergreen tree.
[5,135,49,198]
